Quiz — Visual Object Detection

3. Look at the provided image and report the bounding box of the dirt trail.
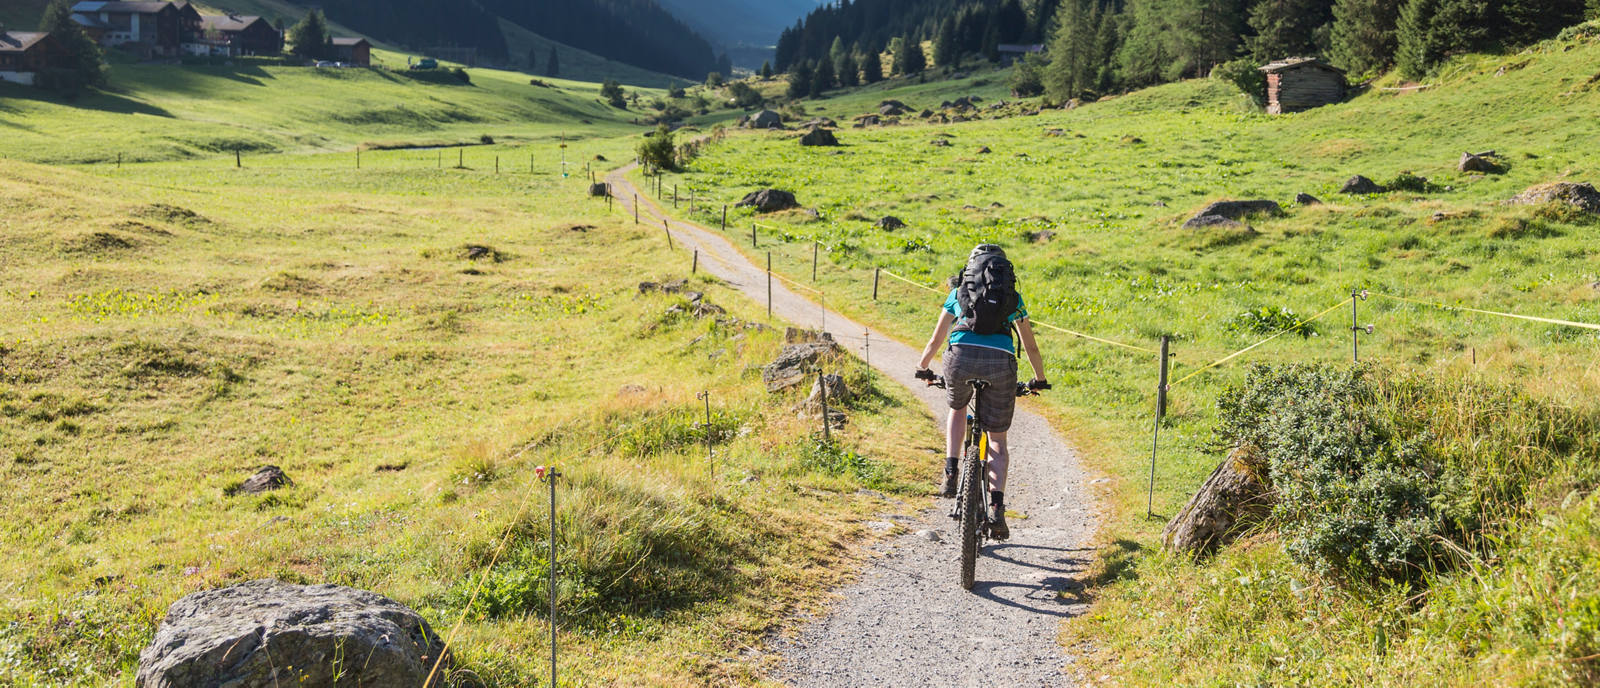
[607,166,1099,687]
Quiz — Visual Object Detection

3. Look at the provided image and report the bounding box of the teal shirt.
[944,288,1028,353]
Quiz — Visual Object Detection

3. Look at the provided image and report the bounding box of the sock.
[990,491,1005,513]
[945,456,959,475]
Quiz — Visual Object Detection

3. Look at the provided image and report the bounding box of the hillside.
[0,58,656,164]
[655,0,821,60]
[655,28,1600,683]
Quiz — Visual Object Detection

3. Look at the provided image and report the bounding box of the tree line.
[776,0,1034,71]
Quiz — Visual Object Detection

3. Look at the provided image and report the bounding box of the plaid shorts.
[942,345,1018,432]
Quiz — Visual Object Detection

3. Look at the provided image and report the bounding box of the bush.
[1211,58,1265,105]
[637,124,677,171]
[727,81,763,109]
[1008,55,1045,97]
[452,67,471,84]
[478,134,494,145]
[1386,171,1440,193]
[1215,364,1468,582]
[600,79,626,108]
[1224,305,1319,337]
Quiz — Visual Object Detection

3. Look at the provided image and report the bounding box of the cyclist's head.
[969,244,1005,260]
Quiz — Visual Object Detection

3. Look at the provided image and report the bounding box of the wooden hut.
[1259,57,1346,114]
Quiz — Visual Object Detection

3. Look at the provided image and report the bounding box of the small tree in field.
[705,71,724,87]
[637,124,677,171]
[288,9,329,60]
[38,0,105,92]
[759,60,773,79]
[860,50,883,83]
[600,79,626,108]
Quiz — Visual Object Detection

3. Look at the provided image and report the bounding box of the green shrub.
[637,124,677,171]
[1008,55,1045,97]
[1210,58,1265,104]
[1223,305,1320,338]
[1385,171,1440,193]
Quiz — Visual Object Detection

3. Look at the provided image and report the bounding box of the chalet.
[1259,57,1346,114]
[329,37,370,66]
[69,1,185,57]
[198,14,281,56]
[0,31,69,85]
[997,43,1043,66]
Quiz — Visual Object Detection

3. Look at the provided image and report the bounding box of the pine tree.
[547,47,560,77]
[861,49,883,83]
[787,61,812,98]
[830,36,848,63]
[998,0,1030,42]
[1498,0,1587,45]
[894,36,926,75]
[760,60,773,79]
[1044,0,1099,101]
[837,52,859,87]
[38,0,105,89]
[982,17,1003,62]
[1329,0,1399,75]
[935,18,960,67]
[527,47,538,71]
[811,55,834,96]
[1247,0,1335,60]
[1395,0,1486,78]
[287,9,329,60]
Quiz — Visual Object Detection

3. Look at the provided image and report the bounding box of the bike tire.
[958,446,983,590]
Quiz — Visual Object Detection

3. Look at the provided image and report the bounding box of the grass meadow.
[656,31,1600,684]
[0,137,942,685]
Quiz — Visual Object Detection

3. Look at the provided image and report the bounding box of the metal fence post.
[873,267,880,301]
[812,243,818,282]
[536,465,562,688]
[1147,335,1170,518]
[766,252,772,319]
[751,223,757,247]
[818,370,831,443]
[721,204,727,230]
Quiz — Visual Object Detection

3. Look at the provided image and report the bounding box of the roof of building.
[1259,57,1345,74]
[997,43,1044,53]
[200,14,267,32]
[71,1,177,14]
[72,14,114,29]
[0,31,50,53]
[330,37,369,47]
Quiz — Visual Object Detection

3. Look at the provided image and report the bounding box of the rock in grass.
[1340,175,1384,194]
[763,334,839,392]
[799,127,839,147]
[929,138,951,147]
[1162,446,1273,555]
[137,579,448,688]
[588,182,609,197]
[1458,151,1499,173]
[1295,192,1321,205]
[874,216,906,231]
[1182,200,1281,228]
[234,466,291,495]
[742,109,783,129]
[795,373,852,414]
[1511,182,1600,214]
[735,189,800,213]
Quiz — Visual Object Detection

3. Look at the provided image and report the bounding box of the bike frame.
[963,381,993,537]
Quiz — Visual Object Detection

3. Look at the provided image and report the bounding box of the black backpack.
[954,246,1019,336]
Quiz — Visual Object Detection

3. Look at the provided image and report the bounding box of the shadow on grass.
[1082,538,1145,588]
[0,86,175,118]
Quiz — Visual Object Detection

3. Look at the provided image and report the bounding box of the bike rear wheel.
[957,446,984,590]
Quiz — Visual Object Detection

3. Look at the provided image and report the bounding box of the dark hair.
[947,273,961,289]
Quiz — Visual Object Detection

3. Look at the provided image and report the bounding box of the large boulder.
[136,579,448,688]
[874,216,906,230]
[1458,151,1500,173]
[762,333,839,392]
[878,99,909,116]
[1162,446,1273,555]
[1511,182,1600,214]
[1182,200,1281,229]
[1340,175,1384,194]
[799,128,839,147]
[233,466,291,495]
[745,109,783,129]
[735,189,800,213]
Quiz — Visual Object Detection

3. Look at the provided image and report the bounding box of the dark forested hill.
[775,0,1034,70]
[654,0,822,49]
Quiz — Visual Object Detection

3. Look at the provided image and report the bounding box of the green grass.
[652,30,1600,685]
[0,134,942,685]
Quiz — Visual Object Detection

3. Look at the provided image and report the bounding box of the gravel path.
[607,167,1100,687]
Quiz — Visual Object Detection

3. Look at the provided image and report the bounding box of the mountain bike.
[917,370,1046,590]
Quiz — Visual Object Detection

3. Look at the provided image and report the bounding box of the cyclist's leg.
[986,431,1009,491]
[946,407,966,461]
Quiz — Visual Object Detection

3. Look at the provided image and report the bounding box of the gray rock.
[874,216,906,231]
[915,529,942,542]
[1026,230,1055,243]
[234,466,290,495]
[735,189,800,213]
[762,341,838,392]
[929,138,951,147]
[1511,182,1600,213]
[1295,192,1321,205]
[1340,175,1384,194]
[799,128,839,147]
[588,182,609,197]
[744,109,783,129]
[1182,200,1280,228]
[799,373,852,408]
[136,579,447,688]
[1458,151,1499,173]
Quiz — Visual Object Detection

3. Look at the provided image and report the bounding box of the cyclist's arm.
[1015,318,1048,384]
[916,311,955,370]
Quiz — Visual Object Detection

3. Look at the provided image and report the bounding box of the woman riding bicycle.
[914,244,1048,541]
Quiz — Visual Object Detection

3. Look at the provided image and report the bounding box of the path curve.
[606,165,1099,687]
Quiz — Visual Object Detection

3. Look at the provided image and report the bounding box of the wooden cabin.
[0,31,69,85]
[1259,57,1346,114]
[198,14,282,56]
[70,1,184,57]
[329,37,370,66]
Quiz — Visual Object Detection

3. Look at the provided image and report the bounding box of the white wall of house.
[0,70,37,85]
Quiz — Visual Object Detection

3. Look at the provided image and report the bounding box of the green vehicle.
[410,58,438,70]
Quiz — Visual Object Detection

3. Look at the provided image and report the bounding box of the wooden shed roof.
[1259,57,1345,74]
[0,31,50,54]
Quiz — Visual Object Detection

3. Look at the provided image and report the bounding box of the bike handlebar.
[915,370,1049,396]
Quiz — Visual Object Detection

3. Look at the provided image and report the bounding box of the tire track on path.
[606,165,1100,687]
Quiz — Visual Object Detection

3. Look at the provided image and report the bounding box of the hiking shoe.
[987,506,1010,541]
[940,471,958,498]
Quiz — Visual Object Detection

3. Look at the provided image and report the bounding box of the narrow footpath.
[607,165,1100,687]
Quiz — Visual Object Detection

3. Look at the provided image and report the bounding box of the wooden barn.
[198,14,281,56]
[1259,57,1346,114]
[0,31,69,85]
[329,37,370,66]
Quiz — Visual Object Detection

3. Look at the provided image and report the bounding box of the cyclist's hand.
[1030,379,1052,391]
[914,368,937,381]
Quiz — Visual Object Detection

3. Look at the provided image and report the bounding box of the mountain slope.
[654,0,822,48]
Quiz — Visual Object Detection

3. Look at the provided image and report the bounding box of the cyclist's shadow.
[968,543,1092,616]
